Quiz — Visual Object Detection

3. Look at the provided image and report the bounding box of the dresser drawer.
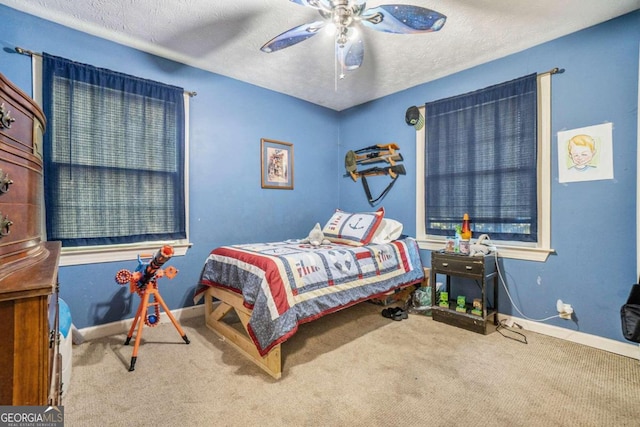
[0,152,42,205]
[0,201,41,261]
[0,75,45,158]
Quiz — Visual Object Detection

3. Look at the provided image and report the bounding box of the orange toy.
[461,213,472,240]
[115,245,190,371]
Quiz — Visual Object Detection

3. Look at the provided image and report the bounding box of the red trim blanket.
[194,237,424,356]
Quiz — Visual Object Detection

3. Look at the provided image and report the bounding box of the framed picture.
[261,138,294,190]
[557,122,614,183]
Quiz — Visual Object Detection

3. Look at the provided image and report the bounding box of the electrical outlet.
[556,299,573,319]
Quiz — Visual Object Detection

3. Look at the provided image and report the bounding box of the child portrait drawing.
[557,123,613,183]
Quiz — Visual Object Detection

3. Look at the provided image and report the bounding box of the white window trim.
[57,240,192,266]
[415,73,554,262]
[32,57,192,266]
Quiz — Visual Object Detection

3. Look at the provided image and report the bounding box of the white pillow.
[370,218,403,244]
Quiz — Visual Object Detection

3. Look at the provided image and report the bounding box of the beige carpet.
[63,302,640,426]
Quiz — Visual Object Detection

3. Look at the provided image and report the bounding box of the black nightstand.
[430,251,498,334]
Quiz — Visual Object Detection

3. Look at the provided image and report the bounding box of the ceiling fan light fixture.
[348,26,359,40]
[334,7,352,25]
[325,22,337,35]
[261,1,447,77]
[336,27,349,46]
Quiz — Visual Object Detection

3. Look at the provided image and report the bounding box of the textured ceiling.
[2,0,639,111]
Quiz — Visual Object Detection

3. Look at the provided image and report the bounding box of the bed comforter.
[194,237,424,356]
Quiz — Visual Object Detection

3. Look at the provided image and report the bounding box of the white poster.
[557,123,614,183]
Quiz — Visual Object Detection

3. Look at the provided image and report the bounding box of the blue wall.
[1,5,340,329]
[339,11,640,342]
[2,5,639,344]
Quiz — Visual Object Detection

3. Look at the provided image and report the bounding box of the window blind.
[42,53,186,247]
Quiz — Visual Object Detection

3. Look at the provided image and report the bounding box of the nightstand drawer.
[432,255,485,278]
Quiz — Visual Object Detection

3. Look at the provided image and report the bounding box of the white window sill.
[417,238,554,262]
[58,241,193,266]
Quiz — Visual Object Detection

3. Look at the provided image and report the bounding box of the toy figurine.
[439,291,449,308]
[456,295,467,313]
[115,245,190,371]
[471,298,483,316]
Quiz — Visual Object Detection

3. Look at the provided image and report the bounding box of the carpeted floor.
[63,302,640,426]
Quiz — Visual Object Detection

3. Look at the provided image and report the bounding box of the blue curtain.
[425,73,537,242]
[42,53,186,246]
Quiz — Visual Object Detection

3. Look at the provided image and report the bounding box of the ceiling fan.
[260,0,447,78]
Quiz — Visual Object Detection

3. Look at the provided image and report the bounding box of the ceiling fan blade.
[336,33,364,71]
[289,0,332,11]
[360,5,446,34]
[260,20,326,53]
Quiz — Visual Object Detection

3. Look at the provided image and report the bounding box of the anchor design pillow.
[321,207,385,246]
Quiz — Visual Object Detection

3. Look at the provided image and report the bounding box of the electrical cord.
[496,320,528,344]
[493,250,561,323]
[491,250,562,344]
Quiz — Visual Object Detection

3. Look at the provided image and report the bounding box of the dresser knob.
[0,213,12,237]
[0,169,13,194]
[0,103,16,129]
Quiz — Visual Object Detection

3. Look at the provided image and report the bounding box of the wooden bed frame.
[204,286,282,379]
[203,268,429,379]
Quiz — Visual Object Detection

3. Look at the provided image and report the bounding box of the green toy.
[439,291,449,308]
[456,295,467,313]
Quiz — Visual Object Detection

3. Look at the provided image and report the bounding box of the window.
[416,73,553,262]
[39,54,190,265]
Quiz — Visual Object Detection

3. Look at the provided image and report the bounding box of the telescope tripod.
[124,279,190,371]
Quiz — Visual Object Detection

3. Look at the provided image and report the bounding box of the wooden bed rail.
[203,267,430,379]
[204,287,282,379]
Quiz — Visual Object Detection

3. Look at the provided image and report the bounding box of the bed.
[193,210,425,378]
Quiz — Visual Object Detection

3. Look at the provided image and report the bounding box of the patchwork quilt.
[194,237,424,356]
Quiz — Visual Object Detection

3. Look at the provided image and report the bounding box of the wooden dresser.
[0,72,62,405]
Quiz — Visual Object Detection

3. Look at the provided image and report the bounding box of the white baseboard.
[75,305,204,343]
[499,314,640,360]
[74,306,639,361]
